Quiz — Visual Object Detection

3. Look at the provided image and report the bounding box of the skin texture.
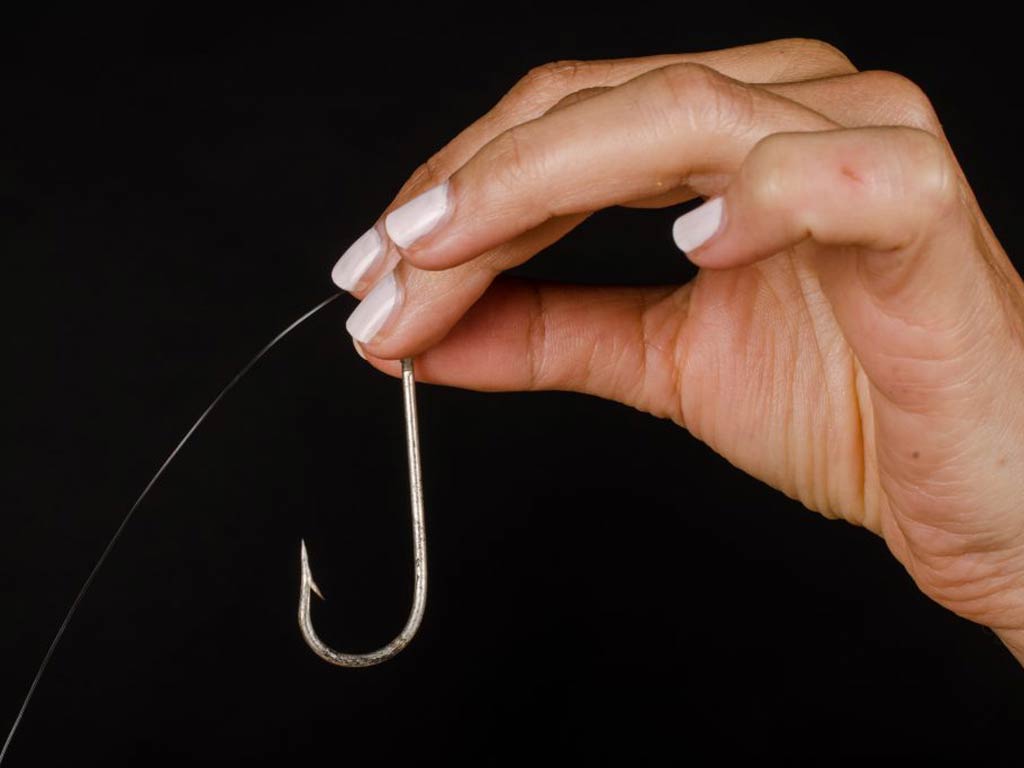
[338,39,1024,664]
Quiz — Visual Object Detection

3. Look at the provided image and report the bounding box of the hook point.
[300,539,325,600]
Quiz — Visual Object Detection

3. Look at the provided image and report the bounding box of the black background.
[3,4,1023,764]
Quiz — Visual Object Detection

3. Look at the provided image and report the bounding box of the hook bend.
[298,357,427,667]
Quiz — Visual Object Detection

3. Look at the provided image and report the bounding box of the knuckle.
[515,59,589,98]
[862,70,942,132]
[497,60,592,121]
[489,123,542,190]
[654,61,721,105]
[545,86,608,115]
[650,62,751,130]
[397,152,450,201]
[783,37,857,73]
[423,151,449,185]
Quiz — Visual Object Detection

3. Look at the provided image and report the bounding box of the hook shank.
[298,357,428,667]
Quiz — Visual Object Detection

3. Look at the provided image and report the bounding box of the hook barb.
[298,357,427,667]
[300,540,324,600]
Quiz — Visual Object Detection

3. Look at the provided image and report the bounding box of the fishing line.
[0,291,343,765]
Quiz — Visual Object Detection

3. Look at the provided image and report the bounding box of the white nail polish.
[672,197,724,253]
[346,272,399,343]
[385,182,451,248]
[331,227,383,291]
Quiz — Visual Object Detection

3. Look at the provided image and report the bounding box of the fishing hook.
[297,357,428,666]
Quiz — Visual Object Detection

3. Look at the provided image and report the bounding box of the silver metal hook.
[298,357,428,666]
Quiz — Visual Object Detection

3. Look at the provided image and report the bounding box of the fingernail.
[385,181,451,248]
[346,271,399,343]
[672,197,724,253]
[331,227,383,291]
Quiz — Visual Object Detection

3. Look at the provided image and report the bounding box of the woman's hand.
[331,39,1024,663]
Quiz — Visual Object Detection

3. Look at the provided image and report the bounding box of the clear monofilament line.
[0,292,343,765]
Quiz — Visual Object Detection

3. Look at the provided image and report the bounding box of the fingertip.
[354,341,403,379]
[353,336,410,380]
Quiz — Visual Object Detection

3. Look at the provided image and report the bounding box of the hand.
[330,39,1024,663]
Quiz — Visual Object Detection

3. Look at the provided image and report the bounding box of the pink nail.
[346,272,399,343]
[672,197,724,253]
[384,182,451,248]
